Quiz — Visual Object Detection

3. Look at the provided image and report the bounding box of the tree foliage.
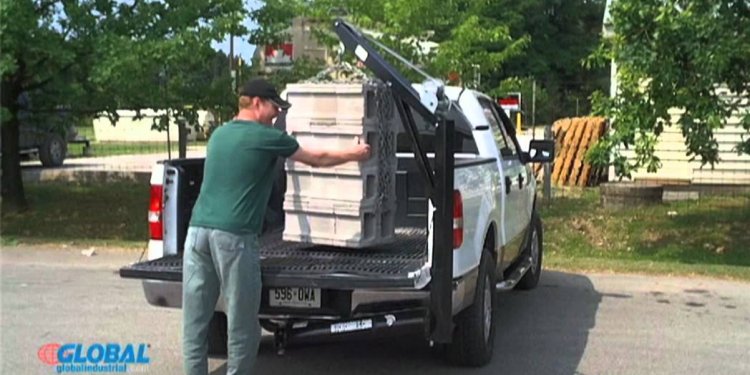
[249,0,606,125]
[489,0,608,124]
[249,0,529,88]
[587,0,750,178]
[1,0,248,210]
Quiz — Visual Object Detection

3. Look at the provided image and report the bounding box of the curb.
[22,169,151,184]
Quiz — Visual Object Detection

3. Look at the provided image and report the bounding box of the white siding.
[93,109,210,142]
[616,90,750,185]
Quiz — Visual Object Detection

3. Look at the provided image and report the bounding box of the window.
[478,98,516,158]
[396,103,479,154]
[493,103,521,156]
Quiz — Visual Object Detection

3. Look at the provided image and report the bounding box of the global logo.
[38,343,62,365]
[38,342,151,373]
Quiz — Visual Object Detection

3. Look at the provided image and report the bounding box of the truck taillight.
[148,185,163,240]
[453,190,463,249]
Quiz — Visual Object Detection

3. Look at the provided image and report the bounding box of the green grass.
[1,181,149,248]
[540,189,750,281]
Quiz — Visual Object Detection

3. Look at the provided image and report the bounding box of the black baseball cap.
[239,78,291,110]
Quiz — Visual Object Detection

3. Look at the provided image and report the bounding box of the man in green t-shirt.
[183,78,370,375]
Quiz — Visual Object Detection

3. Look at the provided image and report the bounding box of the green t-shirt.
[190,120,299,234]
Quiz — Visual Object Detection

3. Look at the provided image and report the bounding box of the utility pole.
[471,64,480,89]
[160,65,172,160]
[532,80,536,139]
[229,33,237,92]
[237,57,243,85]
[229,33,234,70]
[544,124,552,205]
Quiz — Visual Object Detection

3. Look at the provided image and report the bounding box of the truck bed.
[120,227,428,289]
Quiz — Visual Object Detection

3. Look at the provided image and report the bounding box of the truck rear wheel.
[516,212,543,290]
[39,133,66,167]
[207,312,228,356]
[446,251,496,367]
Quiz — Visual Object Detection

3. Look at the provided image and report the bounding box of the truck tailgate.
[120,228,428,288]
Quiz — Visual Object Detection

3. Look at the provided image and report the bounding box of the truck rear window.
[395,103,479,154]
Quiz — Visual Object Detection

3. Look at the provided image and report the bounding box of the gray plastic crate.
[285,80,396,123]
[285,164,396,207]
[283,197,397,248]
[284,83,365,120]
[285,118,396,171]
[282,80,399,248]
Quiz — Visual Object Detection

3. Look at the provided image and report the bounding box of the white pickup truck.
[120,19,554,367]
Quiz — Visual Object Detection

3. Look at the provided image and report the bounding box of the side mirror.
[521,140,554,163]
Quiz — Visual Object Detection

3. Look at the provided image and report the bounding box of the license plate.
[269,287,321,308]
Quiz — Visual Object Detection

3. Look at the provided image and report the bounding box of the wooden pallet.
[533,117,608,187]
[577,118,607,186]
[557,118,587,185]
[550,118,574,184]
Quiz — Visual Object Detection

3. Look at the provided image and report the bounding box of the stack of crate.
[282,80,399,248]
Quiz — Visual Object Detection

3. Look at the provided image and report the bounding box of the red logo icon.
[38,343,61,365]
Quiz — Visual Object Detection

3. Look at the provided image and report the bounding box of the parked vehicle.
[17,124,77,167]
[4,92,89,167]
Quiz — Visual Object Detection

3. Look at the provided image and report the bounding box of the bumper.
[139,266,477,319]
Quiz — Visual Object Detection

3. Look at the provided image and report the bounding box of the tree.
[485,0,609,125]
[249,0,529,90]
[1,0,247,211]
[248,0,607,126]
[587,0,750,178]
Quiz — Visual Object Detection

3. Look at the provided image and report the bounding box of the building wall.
[603,0,749,185]
[254,17,334,72]
[291,17,332,63]
[617,88,750,185]
[93,110,211,142]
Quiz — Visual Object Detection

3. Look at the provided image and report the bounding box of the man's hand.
[349,144,371,161]
[349,136,371,161]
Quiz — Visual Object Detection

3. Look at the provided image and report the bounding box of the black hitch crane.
[333,19,456,343]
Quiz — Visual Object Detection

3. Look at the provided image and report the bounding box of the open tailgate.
[120,228,430,289]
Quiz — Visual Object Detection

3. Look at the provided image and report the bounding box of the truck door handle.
[518,173,524,188]
[505,176,512,195]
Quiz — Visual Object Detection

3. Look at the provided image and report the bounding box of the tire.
[516,212,543,290]
[207,312,228,357]
[446,250,496,367]
[39,133,66,167]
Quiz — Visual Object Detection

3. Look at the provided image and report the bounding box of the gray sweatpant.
[182,226,261,375]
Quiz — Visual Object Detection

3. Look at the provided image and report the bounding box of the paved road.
[2,246,749,374]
